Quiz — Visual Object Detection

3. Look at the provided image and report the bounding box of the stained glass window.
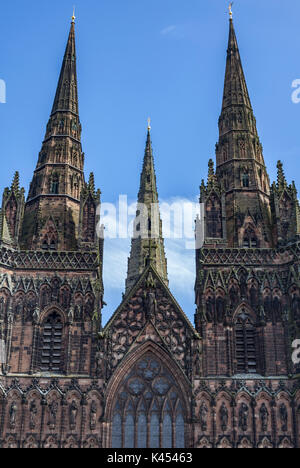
[111,354,185,448]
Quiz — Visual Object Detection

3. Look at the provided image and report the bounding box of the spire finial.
[229,2,233,19]
[72,6,76,23]
[147,117,151,131]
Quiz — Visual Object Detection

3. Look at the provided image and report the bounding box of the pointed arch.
[105,341,190,449]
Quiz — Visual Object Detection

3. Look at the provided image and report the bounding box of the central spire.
[125,123,168,293]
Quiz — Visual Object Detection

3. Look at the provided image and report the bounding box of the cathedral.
[0,12,299,449]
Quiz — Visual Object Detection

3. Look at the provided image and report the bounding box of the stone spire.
[125,124,168,293]
[20,19,85,250]
[214,17,273,248]
[51,20,78,116]
[221,17,253,117]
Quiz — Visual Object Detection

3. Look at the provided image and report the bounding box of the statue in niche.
[52,280,60,302]
[61,288,70,309]
[32,306,40,325]
[240,273,248,299]
[220,403,229,432]
[48,401,58,428]
[279,404,288,432]
[9,402,17,427]
[90,401,97,430]
[216,297,225,323]
[260,403,269,432]
[144,290,157,321]
[30,401,38,429]
[68,305,74,325]
[239,403,249,432]
[229,286,239,308]
[292,296,300,321]
[15,301,23,319]
[205,297,214,322]
[199,403,208,432]
[85,297,94,317]
[74,304,82,321]
[69,400,78,428]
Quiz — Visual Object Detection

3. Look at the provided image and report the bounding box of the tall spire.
[212,16,273,248]
[20,20,85,250]
[221,16,253,117]
[51,20,78,116]
[125,123,168,293]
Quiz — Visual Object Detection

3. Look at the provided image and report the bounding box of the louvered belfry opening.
[235,310,257,374]
[41,312,63,373]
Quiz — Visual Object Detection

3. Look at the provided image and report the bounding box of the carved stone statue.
[30,401,38,429]
[199,402,208,432]
[205,297,214,322]
[144,291,157,321]
[279,404,288,432]
[259,403,269,432]
[68,305,74,325]
[69,400,78,428]
[33,306,40,325]
[90,401,97,430]
[48,401,58,428]
[9,402,17,427]
[239,403,249,432]
[220,403,229,432]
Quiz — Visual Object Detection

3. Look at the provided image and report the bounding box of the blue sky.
[1,0,300,325]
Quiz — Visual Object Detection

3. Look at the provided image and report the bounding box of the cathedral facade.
[0,15,299,449]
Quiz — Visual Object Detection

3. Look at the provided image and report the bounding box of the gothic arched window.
[111,354,186,449]
[40,312,63,373]
[242,173,250,188]
[235,310,257,374]
[50,175,59,194]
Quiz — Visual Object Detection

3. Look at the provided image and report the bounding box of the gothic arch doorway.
[106,348,189,449]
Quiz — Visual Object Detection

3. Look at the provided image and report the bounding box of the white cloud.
[160,25,176,36]
[101,196,197,325]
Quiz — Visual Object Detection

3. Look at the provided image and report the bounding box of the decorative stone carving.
[9,402,17,428]
[144,291,157,321]
[199,402,208,432]
[90,401,97,430]
[239,403,249,432]
[279,404,288,432]
[30,401,38,429]
[48,401,58,429]
[259,403,269,433]
[220,403,229,432]
[69,400,78,429]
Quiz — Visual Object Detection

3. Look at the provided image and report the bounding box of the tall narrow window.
[50,176,59,194]
[41,312,63,373]
[111,354,185,448]
[235,310,257,374]
[242,174,250,188]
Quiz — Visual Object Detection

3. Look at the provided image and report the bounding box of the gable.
[104,265,198,380]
